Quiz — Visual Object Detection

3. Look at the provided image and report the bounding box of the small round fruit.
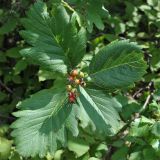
[75,79,81,85]
[66,85,72,91]
[68,76,74,82]
[69,97,76,103]
[79,72,85,78]
[71,88,77,93]
[68,91,76,98]
[84,73,88,77]
[71,69,78,77]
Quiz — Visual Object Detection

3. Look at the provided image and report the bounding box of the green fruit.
[79,72,85,78]
[66,85,72,91]
[71,88,77,93]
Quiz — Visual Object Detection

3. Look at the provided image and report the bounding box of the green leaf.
[53,150,64,160]
[10,151,21,160]
[88,158,100,160]
[51,5,86,67]
[0,92,7,103]
[130,122,150,137]
[20,1,86,74]
[151,121,160,137]
[0,137,12,160]
[111,147,128,160]
[129,151,142,160]
[0,17,17,35]
[77,86,122,135]
[0,51,7,62]
[0,125,9,136]
[89,40,147,89]
[38,69,58,82]
[20,47,67,74]
[13,59,28,75]
[94,143,108,158]
[121,102,141,120]
[140,116,154,124]
[67,0,108,32]
[67,136,90,157]
[150,139,160,150]
[86,0,109,32]
[6,47,21,58]
[142,147,157,160]
[150,46,160,71]
[11,87,79,157]
[147,0,159,6]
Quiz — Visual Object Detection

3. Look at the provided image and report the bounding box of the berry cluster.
[67,69,86,103]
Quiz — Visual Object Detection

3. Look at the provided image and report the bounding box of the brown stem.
[0,80,13,94]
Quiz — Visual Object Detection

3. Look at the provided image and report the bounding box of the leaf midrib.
[90,59,144,77]
[32,5,65,55]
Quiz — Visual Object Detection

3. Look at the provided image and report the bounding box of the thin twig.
[140,94,152,112]
[0,80,13,94]
[104,93,152,160]
[132,88,144,98]
[114,94,152,140]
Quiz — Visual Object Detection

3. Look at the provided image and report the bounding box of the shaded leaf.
[0,17,17,35]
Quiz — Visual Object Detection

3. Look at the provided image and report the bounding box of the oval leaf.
[77,86,122,135]
[89,40,147,89]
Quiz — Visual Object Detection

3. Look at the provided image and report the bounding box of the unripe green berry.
[66,85,72,91]
[71,88,77,93]
[79,72,85,78]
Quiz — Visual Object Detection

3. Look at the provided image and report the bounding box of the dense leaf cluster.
[0,0,159,160]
